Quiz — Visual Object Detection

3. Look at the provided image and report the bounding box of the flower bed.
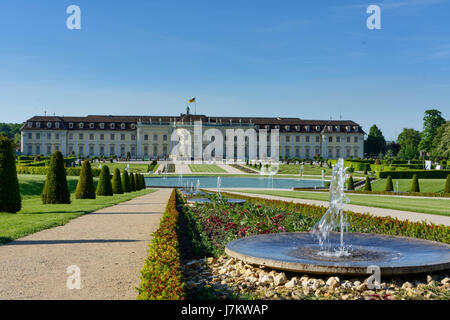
[137,189,186,300]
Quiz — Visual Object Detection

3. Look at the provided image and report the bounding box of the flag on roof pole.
[188,97,196,104]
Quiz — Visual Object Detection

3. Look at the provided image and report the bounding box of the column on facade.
[136,126,143,158]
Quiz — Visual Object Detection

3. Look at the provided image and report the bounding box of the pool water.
[145,176,325,189]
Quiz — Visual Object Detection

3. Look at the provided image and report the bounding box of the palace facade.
[20,111,365,160]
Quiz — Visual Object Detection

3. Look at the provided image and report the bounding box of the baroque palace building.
[20,111,365,160]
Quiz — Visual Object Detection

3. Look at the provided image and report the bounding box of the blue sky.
[0,0,449,140]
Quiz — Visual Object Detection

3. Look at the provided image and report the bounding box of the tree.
[122,170,131,193]
[41,151,71,204]
[418,109,446,153]
[0,135,21,212]
[397,128,421,160]
[385,175,394,192]
[75,159,96,199]
[431,122,450,160]
[112,168,123,194]
[385,141,401,157]
[347,175,355,190]
[410,174,420,192]
[444,174,450,194]
[129,172,136,191]
[363,176,372,191]
[133,173,139,191]
[96,165,113,196]
[141,174,146,189]
[364,124,386,156]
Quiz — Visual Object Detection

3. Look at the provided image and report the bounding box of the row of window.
[27,122,136,130]
[26,132,169,141]
[284,147,360,158]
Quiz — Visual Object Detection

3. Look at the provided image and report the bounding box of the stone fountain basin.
[225,232,450,276]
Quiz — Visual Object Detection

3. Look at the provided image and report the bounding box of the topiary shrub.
[363,176,372,191]
[347,175,355,190]
[142,174,146,189]
[41,151,71,204]
[445,174,450,193]
[134,173,139,191]
[410,174,420,193]
[122,170,131,193]
[129,172,136,191]
[0,135,21,213]
[385,175,394,192]
[112,168,123,194]
[75,159,96,199]
[96,165,113,196]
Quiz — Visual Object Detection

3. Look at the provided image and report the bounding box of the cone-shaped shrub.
[134,173,140,191]
[122,170,131,193]
[363,166,368,175]
[363,176,372,191]
[410,174,420,193]
[96,165,113,196]
[0,135,22,212]
[347,175,355,190]
[75,159,96,199]
[112,168,123,194]
[41,150,70,204]
[444,174,450,193]
[129,172,136,191]
[141,174,146,189]
[385,175,394,192]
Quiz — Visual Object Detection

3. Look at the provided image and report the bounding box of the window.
[100,134,104,140]
[68,145,73,154]
[121,134,125,141]
[354,137,358,143]
[316,136,320,143]
[36,122,41,128]
[144,134,149,141]
[47,122,52,128]
[100,123,105,129]
[89,146,95,156]
[79,133,84,140]
[328,136,333,142]
[153,145,158,156]
[55,122,60,129]
[110,145,115,155]
[336,136,340,143]
[69,133,73,140]
[79,123,84,129]
[79,145,84,155]
[111,134,115,140]
[121,123,126,130]
[336,148,340,157]
[144,145,148,156]
[28,145,33,155]
[55,145,59,151]
[131,135,136,141]
[100,146,105,156]
[69,123,74,129]
[120,146,125,156]
[163,145,167,155]
[163,134,167,141]
[295,148,299,157]
[347,137,351,143]
[28,122,33,128]
[36,133,40,139]
[346,148,351,158]
[285,147,290,157]
[328,148,333,158]
[305,147,310,158]
[55,133,60,140]
[306,136,310,143]
[131,124,136,129]
[36,145,40,154]
[90,134,94,140]
[90,123,95,129]
[28,133,32,139]
[47,133,52,140]
[110,123,115,129]
[296,136,300,142]
[153,134,158,141]
[131,146,136,156]
[47,145,51,155]
[315,147,320,156]
[286,136,290,142]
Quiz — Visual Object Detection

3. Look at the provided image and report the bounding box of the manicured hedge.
[377,170,450,179]
[220,192,450,243]
[137,190,185,300]
[16,165,101,177]
[290,188,450,198]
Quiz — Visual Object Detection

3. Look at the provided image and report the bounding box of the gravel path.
[0,188,173,300]
[207,189,450,226]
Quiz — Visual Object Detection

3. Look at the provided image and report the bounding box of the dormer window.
[131,123,136,129]
[110,123,115,129]
[121,123,126,130]
[69,123,74,129]
[79,123,84,129]
[336,126,340,132]
[295,125,300,131]
[305,125,310,132]
[328,126,333,131]
[47,122,52,128]
[89,123,95,129]
[36,122,41,128]
[315,125,320,131]
[285,125,290,131]
[28,122,33,128]
[353,126,358,132]
[346,126,351,132]
[55,122,60,129]
[100,123,105,129]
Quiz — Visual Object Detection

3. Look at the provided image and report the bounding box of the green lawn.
[0,175,157,244]
[232,189,450,217]
[371,179,447,193]
[90,162,151,173]
[188,164,227,173]
[246,164,367,177]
